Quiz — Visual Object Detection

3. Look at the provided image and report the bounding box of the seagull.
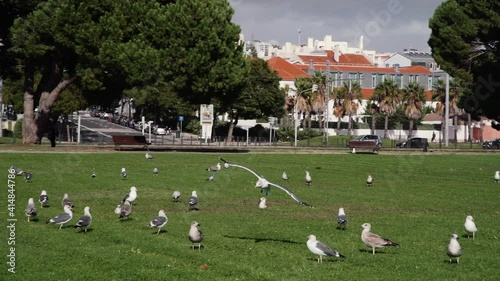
[361,223,399,255]
[188,191,199,211]
[259,197,267,209]
[145,152,154,160]
[337,207,348,230]
[307,235,346,263]
[122,186,137,204]
[447,234,462,264]
[46,205,73,229]
[39,190,49,208]
[10,166,24,175]
[464,215,477,239]
[24,171,32,182]
[305,171,312,186]
[119,200,132,220]
[282,172,289,181]
[495,171,499,183]
[91,170,96,179]
[189,221,204,250]
[220,158,313,207]
[121,168,127,179]
[114,204,122,215]
[74,206,92,233]
[153,167,159,176]
[206,174,215,181]
[172,190,181,202]
[366,174,373,186]
[62,193,75,209]
[25,198,37,222]
[149,210,168,235]
[206,163,221,172]
[224,162,230,169]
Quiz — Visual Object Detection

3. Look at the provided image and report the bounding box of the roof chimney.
[309,59,314,71]
[359,35,364,51]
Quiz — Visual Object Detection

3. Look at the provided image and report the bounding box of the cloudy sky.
[230,0,446,53]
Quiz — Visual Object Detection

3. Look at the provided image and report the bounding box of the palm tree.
[294,77,314,129]
[367,99,379,135]
[311,71,326,129]
[432,79,460,142]
[339,81,362,136]
[402,82,426,138]
[372,79,402,139]
[333,89,345,134]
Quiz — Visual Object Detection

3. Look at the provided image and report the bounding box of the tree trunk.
[226,114,238,144]
[336,117,341,135]
[383,114,389,139]
[479,120,484,143]
[347,114,352,136]
[467,113,472,142]
[22,60,36,144]
[408,119,414,138]
[371,114,376,135]
[453,115,458,143]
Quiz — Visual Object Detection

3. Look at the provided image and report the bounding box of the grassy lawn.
[1,151,499,280]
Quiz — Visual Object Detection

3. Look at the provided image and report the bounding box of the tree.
[372,79,401,138]
[429,0,500,126]
[366,99,379,135]
[333,89,345,134]
[402,82,426,138]
[338,81,362,136]
[432,79,461,141]
[225,57,284,143]
[311,71,327,129]
[294,77,314,129]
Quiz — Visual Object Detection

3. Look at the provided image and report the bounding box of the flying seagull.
[121,168,127,180]
[149,210,168,235]
[172,190,181,202]
[337,207,348,230]
[46,205,73,229]
[206,163,221,172]
[39,190,49,208]
[74,206,92,233]
[494,171,499,183]
[307,235,346,263]
[119,200,132,220]
[25,198,37,222]
[447,234,462,264]
[282,172,289,182]
[145,152,154,160]
[305,171,312,186]
[24,171,33,182]
[189,221,204,250]
[464,215,477,239]
[259,197,267,209]
[366,174,373,186]
[220,158,313,207]
[122,186,137,204]
[188,191,199,211]
[361,223,399,255]
[62,193,75,209]
[153,167,159,176]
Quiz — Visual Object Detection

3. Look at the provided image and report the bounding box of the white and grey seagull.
[189,221,204,250]
[464,215,477,239]
[366,174,373,186]
[361,223,399,255]
[62,193,75,209]
[188,191,199,211]
[172,190,181,202]
[259,197,267,209]
[149,210,168,235]
[307,234,346,263]
[220,158,313,207]
[206,163,221,172]
[145,152,154,160]
[39,190,49,208]
[122,186,137,204]
[24,171,33,182]
[74,206,92,233]
[337,207,348,230]
[447,234,462,263]
[153,167,159,176]
[46,205,73,229]
[282,172,289,182]
[119,200,132,220]
[305,171,312,186]
[121,168,127,180]
[25,198,38,222]
[494,171,499,183]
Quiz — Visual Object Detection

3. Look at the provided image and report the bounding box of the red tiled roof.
[300,51,373,66]
[267,57,311,81]
[398,65,433,74]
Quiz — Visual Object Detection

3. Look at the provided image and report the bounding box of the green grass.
[1,152,499,280]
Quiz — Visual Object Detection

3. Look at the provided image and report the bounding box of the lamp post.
[324,61,331,146]
[294,85,318,147]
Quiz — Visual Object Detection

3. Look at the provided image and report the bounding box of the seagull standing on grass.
[307,235,346,263]
[114,204,122,215]
[224,162,230,169]
[149,210,168,235]
[121,168,127,180]
[464,215,477,239]
[282,172,289,182]
[361,223,399,255]
[145,152,154,160]
[206,174,215,181]
[62,193,75,209]
[39,190,49,208]
[25,198,37,222]
[172,190,181,202]
[74,206,92,233]
[91,169,96,179]
[189,221,204,250]
[10,166,24,175]
[337,208,348,230]
[447,234,462,264]
[366,174,373,186]
[220,158,313,207]
[206,163,221,172]
[24,171,32,182]
[122,186,137,204]
[46,205,73,229]
[188,191,199,211]
[494,171,499,183]
[119,200,132,220]
[153,167,159,176]
[305,171,312,186]
[259,197,267,209]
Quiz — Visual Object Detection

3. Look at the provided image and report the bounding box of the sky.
[230,0,446,53]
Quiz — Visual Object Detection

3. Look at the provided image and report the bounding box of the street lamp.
[294,85,318,147]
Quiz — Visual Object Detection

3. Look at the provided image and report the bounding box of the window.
[415,75,419,83]
[391,74,395,81]
[428,76,433,90]
[395,75,402,88]
[371,74,377,88]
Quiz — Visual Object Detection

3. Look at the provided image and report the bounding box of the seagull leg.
[59,224,63,229]
[157,228,161,235]
[372,247,376,255]
[457,257,459,264]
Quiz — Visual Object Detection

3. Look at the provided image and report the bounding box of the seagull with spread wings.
[220,158,313,207]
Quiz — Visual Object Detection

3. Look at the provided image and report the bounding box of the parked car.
[349,134,383,146]
[155,128,166,135]
[482,138,500,149]
[396,137,428,148]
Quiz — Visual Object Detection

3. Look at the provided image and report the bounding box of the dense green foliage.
[1,152,499,280]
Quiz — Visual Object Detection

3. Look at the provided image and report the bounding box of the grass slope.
[1,152,499,281]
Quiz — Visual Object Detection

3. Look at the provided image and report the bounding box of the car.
[350,134,383,146]
[482,138,500,149]
[155,128,166,135]
[396,137,428,148]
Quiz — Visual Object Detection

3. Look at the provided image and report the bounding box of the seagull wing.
[220,158,264,179]
[150,216,167,227]
[267,181,313,207]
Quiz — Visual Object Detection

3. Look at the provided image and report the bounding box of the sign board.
[178,115,184,122]
[200,104,214,125]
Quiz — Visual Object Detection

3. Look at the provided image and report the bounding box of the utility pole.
[324,61,330,146]
[445,73,450,147]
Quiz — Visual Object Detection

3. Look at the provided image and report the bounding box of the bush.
[14,118,23,138]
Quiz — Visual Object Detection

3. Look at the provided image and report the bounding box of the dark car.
[482,138,500,149]
[396,137,428,148]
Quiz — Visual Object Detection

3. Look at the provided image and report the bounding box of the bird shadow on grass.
[461,234,472,239]
[76,228,94,234]
[29,218,40,223]
[305,257,345,263]
[151,229,167,235]
[358,248,392,255]
[223,235,301,244]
